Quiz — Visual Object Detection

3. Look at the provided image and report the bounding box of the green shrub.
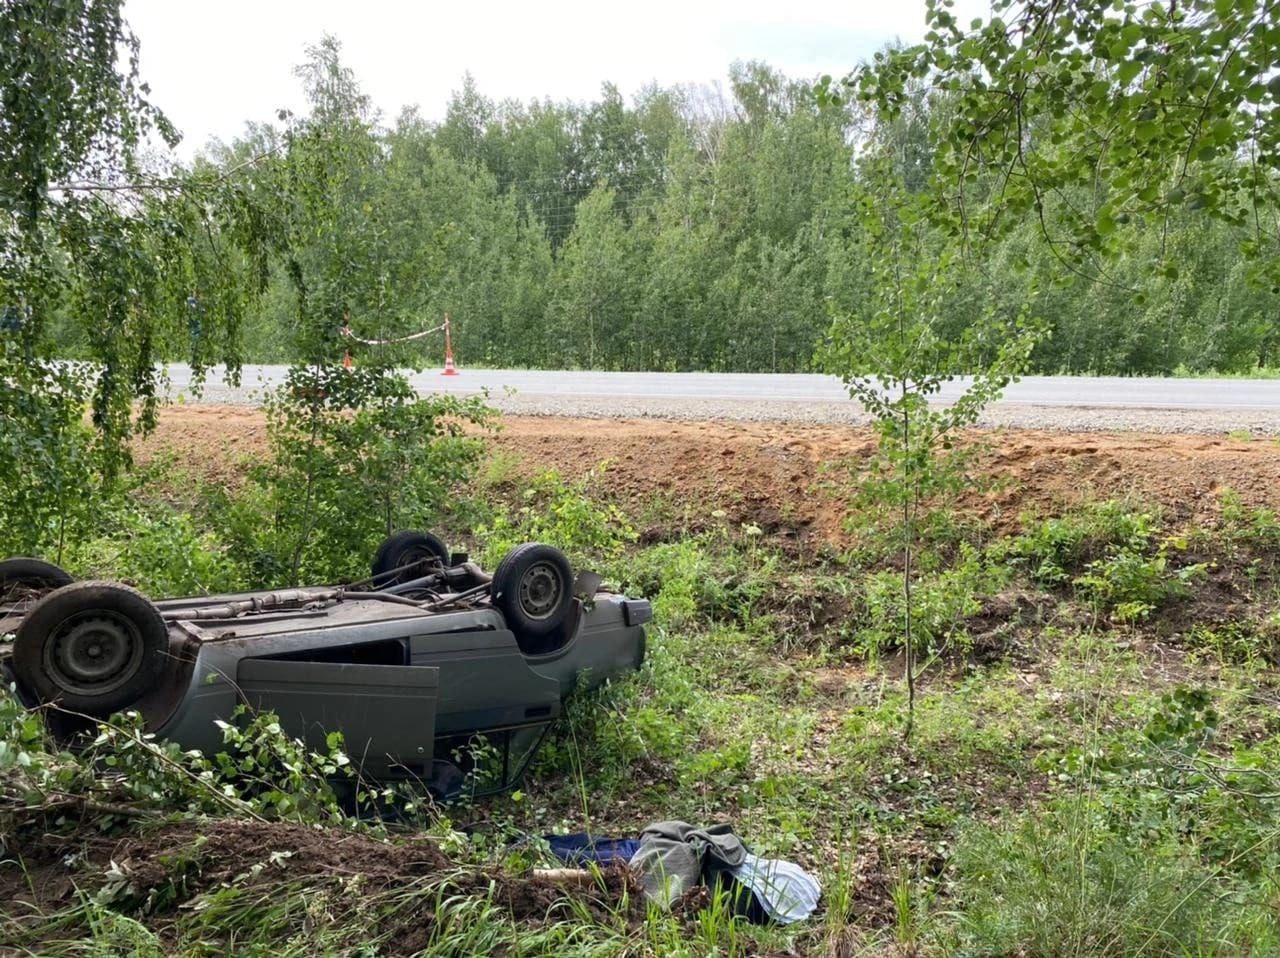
[1049,688,1280,878]
[1186,620,1278,666]
[994,501,1204,621]
[1073,549,1206,621]
[995,501,1159,586]
[475,466,636,569]
[67,506,245,597]
[622,539,719,628]
[223,367,494,586]
[1217,487,1280,550]
[618,533,774,630]
[859,544,1004,658]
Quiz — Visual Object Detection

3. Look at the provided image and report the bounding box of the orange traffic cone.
[441,313,459,376]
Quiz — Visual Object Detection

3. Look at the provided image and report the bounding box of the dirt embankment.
[135,405,1280,542]
[3,818,643,953]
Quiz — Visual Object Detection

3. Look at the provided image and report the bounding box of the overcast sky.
[125,0,991,156]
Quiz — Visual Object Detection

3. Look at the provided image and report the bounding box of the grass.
[945,801,1276,956]
[499,491,1280,953]
[6,473,1280,954]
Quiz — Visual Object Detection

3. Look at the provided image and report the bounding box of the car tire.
[12,582,169,716]
[0,557,74,602]
[372,531,451,585]
[491,543,574,645]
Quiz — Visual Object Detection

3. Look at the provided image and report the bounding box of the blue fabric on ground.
[545,833,641,865]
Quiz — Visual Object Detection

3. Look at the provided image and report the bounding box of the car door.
[408,629,562,735]
[236,658,439,777]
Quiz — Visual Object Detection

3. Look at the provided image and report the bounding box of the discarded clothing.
[730,853,821,924]
[540,821,821,924]
[545,833,641,865]
[628,820,749,907]
[627,820,821,924]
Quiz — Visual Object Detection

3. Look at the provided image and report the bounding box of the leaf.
[1117,60,1142,86]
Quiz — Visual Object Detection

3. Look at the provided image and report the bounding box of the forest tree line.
[50,40,1280,376]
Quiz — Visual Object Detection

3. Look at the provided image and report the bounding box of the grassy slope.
[5,450,1280,956]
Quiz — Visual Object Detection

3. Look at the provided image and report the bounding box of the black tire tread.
[490,542,542,599]
[0,557,74,591]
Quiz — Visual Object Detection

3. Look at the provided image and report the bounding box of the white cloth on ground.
[729,853,821,924]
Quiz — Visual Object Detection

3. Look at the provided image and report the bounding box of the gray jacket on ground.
[627,820,748,906]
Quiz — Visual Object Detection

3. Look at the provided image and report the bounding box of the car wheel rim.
[44,612,145,696]
[396,547,440,576]
[519,562,562,620]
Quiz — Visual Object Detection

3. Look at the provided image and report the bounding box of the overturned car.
[0,534,649,794]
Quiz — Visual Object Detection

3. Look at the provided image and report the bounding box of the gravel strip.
[177,381,1280,436]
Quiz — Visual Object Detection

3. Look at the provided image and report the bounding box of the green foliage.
[547,186,641,369]
[66,504,244,598]
[1217,486,1280,551]
[0,690,354,835]
[476,467,635,569]
[1048,687,1280,882]
[1186,620,1278,667]
[821,167,1043,445]
[623,540,716,629]
[0,690,656,956]
[8,13,1280,399]
[1,0,269,480]
[843,0,1280,287]
[531,672,654,792]
[222,366,495,586]
[9,478,1280,954]
[1052,688,1220,839]
[1073,549,1206,621]
[0,5,284,566]
[0,349,100,558]
[822,154,1043,735]
[616,531,775,630]
[860,544,1003,658]
[992,500,1206,621]
[209,708,352,823]
[0,0,169,228]
[994,500,1159,585]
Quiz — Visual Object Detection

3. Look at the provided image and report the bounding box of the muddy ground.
[136,405,1280,542]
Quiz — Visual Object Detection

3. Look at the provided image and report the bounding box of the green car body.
[1,546,649,795]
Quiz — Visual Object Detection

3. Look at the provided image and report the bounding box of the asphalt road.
[167,365,1279,411]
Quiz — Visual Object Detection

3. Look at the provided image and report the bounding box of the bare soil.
[136,406,1280,541]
